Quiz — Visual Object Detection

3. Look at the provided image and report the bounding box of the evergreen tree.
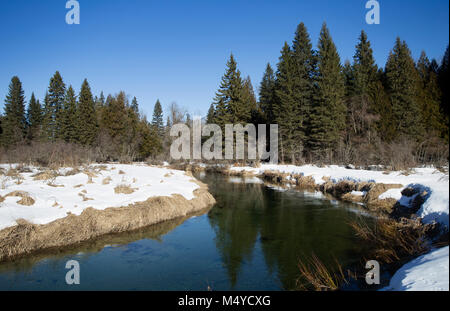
[26,92,42,141]
[353,30,378,96]
[77,79,98,145]
[131,96,139,114]
[206,103,215,124]
[273,42,301,162]
[309,23,346,154]
[346,30,380,144]
[61,86,79,143]
[152,99,164,137]
[242,76,260,124]
[259,63,276,123]
[45,71,66,140]
[385,38,423,139]
[212,54,249,128]
[438,46,449,134]
[416,51,445,137]
[1,76,26,146]
[291,22,315,139]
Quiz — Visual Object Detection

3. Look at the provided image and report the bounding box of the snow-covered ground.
[382,246,449,291]
[0,164,200,231]
[229,164,449,227]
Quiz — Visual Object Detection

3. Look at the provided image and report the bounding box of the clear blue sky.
[0,0,448,118]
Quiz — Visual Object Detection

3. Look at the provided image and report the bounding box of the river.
[0,172,373,290]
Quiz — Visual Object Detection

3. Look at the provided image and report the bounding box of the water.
[0,173,373,290]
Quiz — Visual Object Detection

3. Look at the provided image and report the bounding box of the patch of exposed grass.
[4,191,35,206]
[349,218,429,264]
[114,184,136,194]
[118,170,126,175]
[102,176,112,185]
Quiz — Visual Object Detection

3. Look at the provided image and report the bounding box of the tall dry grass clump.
[296,254,348,291]
[349,217,430,264]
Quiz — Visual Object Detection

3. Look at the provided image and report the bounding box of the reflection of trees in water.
[207,179,264,287]
[205,174,369,290]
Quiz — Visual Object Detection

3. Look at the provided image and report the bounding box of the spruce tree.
[212,54,249,128]
[438,46,449,134]
[291,22,315,140]
[385,38,423,139]
[131,96,139,114]
[416,51,445,137]
[206,103,215,124]
[309,23,346,155]
[61,86,79,143]
[152,99,164,138]
[273,42,301,162]
[26,93,43,141]
[1,76,26,146]
[259,63,276,123]
[46,71,66,140]
[77,79,98,145]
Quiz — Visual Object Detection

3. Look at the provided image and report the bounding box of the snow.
[229,164,449,227]
[382,246,449,291]
[350,191,365,196]
[0,164,200,230]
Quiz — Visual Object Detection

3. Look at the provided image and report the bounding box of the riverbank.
[0,164,216,262]
[194,163,449,291]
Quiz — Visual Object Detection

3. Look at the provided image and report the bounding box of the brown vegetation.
[0,180,216,262]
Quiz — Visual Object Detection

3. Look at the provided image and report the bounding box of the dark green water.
[0,173,373,290]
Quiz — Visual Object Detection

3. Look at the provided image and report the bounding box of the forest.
[1,22,449,168]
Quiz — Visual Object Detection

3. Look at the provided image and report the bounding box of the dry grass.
[114,184,136,194]
[118,170,126,175]
[0,179,216,262]
[297,253,348,291]
[349,218,429,264]
[32,170,59,181]
[4,191,35,206]
[47,182,64,188]
[73,184,83,188]
[78,193,93,201]
[102,176,112,185]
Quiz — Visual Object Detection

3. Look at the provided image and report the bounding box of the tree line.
[207,22,449,165]
[0,71,167,162]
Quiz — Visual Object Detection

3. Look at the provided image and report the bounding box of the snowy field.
[229,164,449,291]
[0,164,199,231]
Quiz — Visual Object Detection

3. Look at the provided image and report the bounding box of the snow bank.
[0,164,200,231]
[229,164,449,227]
[382,246,449,291]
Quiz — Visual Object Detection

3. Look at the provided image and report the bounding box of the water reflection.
[0,173,372,290]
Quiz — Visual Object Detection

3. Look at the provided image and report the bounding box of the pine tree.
[131,96,139,114]
[353,30,378,96]
[438,46,449,135]
[26,93,43,141]
[416,51,445,137]
[1,76,26,146]
[212,54,249,128]
[291,22,315,139]
[259,63,276,123]
[242,76,260,124]
[273,42,301,162]
[77,79,98,145]
[345,30,380,144]
[309,23,346,155]
[45,71,66,140]
[60,86,79,143]
[385,38,423,139]
[206,103,215,124]
[152,99,164,137]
